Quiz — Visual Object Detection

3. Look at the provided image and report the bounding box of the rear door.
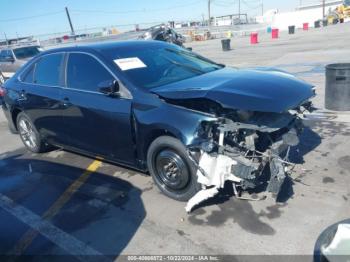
[19,53,68,145]
[60,52,135,164]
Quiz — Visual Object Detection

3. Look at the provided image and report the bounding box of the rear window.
[34,54,64,86]
[13,46,41,60]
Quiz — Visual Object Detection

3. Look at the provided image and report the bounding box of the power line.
[212,0,237,7]
[71,1,203,15]
[0,11,64,22]
[0,2,204,23]
[241,0,262,10]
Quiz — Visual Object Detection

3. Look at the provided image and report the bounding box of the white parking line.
[0,193,110,262]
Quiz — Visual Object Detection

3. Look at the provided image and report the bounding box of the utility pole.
[65,7,75,35]
[4,33,8,46]
[238,0,241,24]
[322,0,326,19]
[261,0,264,15]
[208,0,211,26]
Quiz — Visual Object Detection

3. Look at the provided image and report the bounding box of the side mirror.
[98,80,120,96]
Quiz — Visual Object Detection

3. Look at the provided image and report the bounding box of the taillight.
[0,86,6,97]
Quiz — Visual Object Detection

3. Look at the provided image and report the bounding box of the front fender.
[133,101,217,163]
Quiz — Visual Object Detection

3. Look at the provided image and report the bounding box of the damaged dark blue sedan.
[0,41,315,211]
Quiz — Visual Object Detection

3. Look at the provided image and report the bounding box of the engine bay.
[185,102,314,212]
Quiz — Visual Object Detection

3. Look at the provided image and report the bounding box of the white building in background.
[255,0,344,30]
[255,9,278,24]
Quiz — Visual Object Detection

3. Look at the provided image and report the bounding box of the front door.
[60,52,135,164]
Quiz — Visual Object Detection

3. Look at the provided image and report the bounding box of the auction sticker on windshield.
[114,57,147,71]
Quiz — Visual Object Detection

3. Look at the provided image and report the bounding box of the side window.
[34,53,63,86]
[67,53,114,92]
[0,50,12,61]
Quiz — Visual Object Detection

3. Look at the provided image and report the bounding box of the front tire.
[16,112,49,153]
[147,136,201,201]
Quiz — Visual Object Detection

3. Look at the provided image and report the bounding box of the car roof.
[41,40,170,56]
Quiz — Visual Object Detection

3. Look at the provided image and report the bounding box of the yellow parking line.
[9,159,102,255]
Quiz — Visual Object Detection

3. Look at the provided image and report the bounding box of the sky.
[0,0,320,39]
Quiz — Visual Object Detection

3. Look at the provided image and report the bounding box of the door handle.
[61,97,72,107]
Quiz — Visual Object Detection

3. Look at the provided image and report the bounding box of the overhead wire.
[71,0,204,15]
[0,1,205,23]
[0,11,64,22]
[212,0,237,7]
[241,0,263,11]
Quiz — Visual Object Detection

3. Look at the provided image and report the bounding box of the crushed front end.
[185,102,314,212]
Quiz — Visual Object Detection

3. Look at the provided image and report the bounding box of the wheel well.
[11,108,22,130]
[143,130,177,162]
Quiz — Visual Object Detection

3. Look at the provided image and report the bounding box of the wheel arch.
[139,127,184,170]
[11,107,22,131]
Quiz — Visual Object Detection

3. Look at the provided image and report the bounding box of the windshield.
[13,46,41,60]
[110,46,224,89]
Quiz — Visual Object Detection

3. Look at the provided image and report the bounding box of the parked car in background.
[139,25,185,46]
[0,41,315,211]
[0,45,42,84]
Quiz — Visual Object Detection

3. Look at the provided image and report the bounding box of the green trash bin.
[221,39,231,51]
[288,25,295,34]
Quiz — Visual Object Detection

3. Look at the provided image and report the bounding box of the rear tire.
[147,136,201,201]
[16,112,50,153]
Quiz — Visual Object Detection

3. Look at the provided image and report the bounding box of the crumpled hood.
[151,67,314,113]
